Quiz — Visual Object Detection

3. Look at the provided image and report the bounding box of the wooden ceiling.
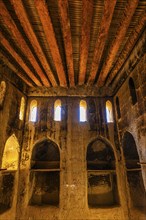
[0,0,145,93]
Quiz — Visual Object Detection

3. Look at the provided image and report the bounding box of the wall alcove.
[86,138,119,207]
[29,138,60,206]
[122,132,146,210]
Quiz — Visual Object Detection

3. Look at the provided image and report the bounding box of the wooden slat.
[10,0,57,87]
[0,52,34,87]
[87,0,116,85]
[0,32,42,86]
[58,0,74,87]
[34,0,67,87]
[79,0,93,85]
[97,0,139,87]
[0,1,50,87]
[106,13,146,86]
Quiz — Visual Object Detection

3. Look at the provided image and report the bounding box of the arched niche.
[86,138,119,207]
[0,134,19,214]
[79,100,87,122]
[54,99,61,121]
[29,139,60,206]
[122,132,146,209]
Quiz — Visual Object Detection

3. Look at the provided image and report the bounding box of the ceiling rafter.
[10,0,58,87]
[78,0,93,85]
[0,1,50,87]
[34,0,67,87]
[97,0,139,87]
[0,32,41,86]
[106,13,146,87]
[58,0,74,87]
[0,52,34,87]
[87,0,116,85]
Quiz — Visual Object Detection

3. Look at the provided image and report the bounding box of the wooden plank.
[97,0,139,87]
[0,32,42,86]
[0,1,50,87]
[10,0,57,86]
[87,0,116,85]
[34,0,67,87]
[106,13,146,86]
[79,0,93,85]
[58,0,74,87]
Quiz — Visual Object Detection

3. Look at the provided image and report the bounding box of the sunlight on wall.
[106,100,113,123]
[80,100,87,122]
[54,99,61,121]
[29,100,37,122]
[1,134,19,170]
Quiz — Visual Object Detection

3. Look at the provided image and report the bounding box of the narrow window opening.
[54,99,61,121]
[129,77,137,105]
[19,97,25,120]
[29,100,37,122]
[80,100,87,122]
[106,100,113,123]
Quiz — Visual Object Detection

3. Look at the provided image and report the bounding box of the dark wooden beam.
[0,36,38,87]
[0,1,50,87]
[97,0,139,87]
[34,0,67,87]
[87,0,116,85]
[106,13,146,86]
[58,0,74,87]
[10,0,57,87]
[79,0,93,85]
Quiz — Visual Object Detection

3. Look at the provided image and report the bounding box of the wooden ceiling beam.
[0,1,50,87]
[0,52,34,87]
[58,0,74,87]
[87,0,116,85]
[34,0,67,87]
[97,0,139,87]
[78,0,93,85]
[10,0,57,87]
[106,13,146,87]
[0,33,41,86]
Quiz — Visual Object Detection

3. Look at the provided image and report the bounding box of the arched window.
[86,138,119,207]
[80,100,87,122]
[116,97,121,119]
[19,97,25,120]
[129,77,137,105]
[54,99,61,121]
[106,100,113,123]
[29,100,37,122]
[122,132,146,208]
[30,139,60,206]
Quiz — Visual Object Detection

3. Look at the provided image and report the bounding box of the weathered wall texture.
[113,53,146,220]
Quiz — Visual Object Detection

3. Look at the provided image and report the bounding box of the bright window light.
[29,100,37,122]
[106,100,113,123]
[80,100,87,122]
[54,99,61,121]
[19,97,25,120]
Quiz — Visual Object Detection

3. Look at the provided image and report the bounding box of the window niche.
[106,100,114,123]
[29,139,60,206]
[19,97,25,120]
[129,77,137,105]
[0,134,19,214]
[29,100,37,122]
[54,99,61,121]
[122,132,146,209]
[79,100,87,122]
[86,139,119,207]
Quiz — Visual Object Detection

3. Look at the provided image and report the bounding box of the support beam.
[87,0,116,85]
[106,13,146,86]
[0,52,34,87]
[0,1,50,87]
[0,32,42,86]
[10,0,57,87]
[79,0,93,85]
[97,0,139,87]
[58,0,74,87]
[34,0,67,87]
